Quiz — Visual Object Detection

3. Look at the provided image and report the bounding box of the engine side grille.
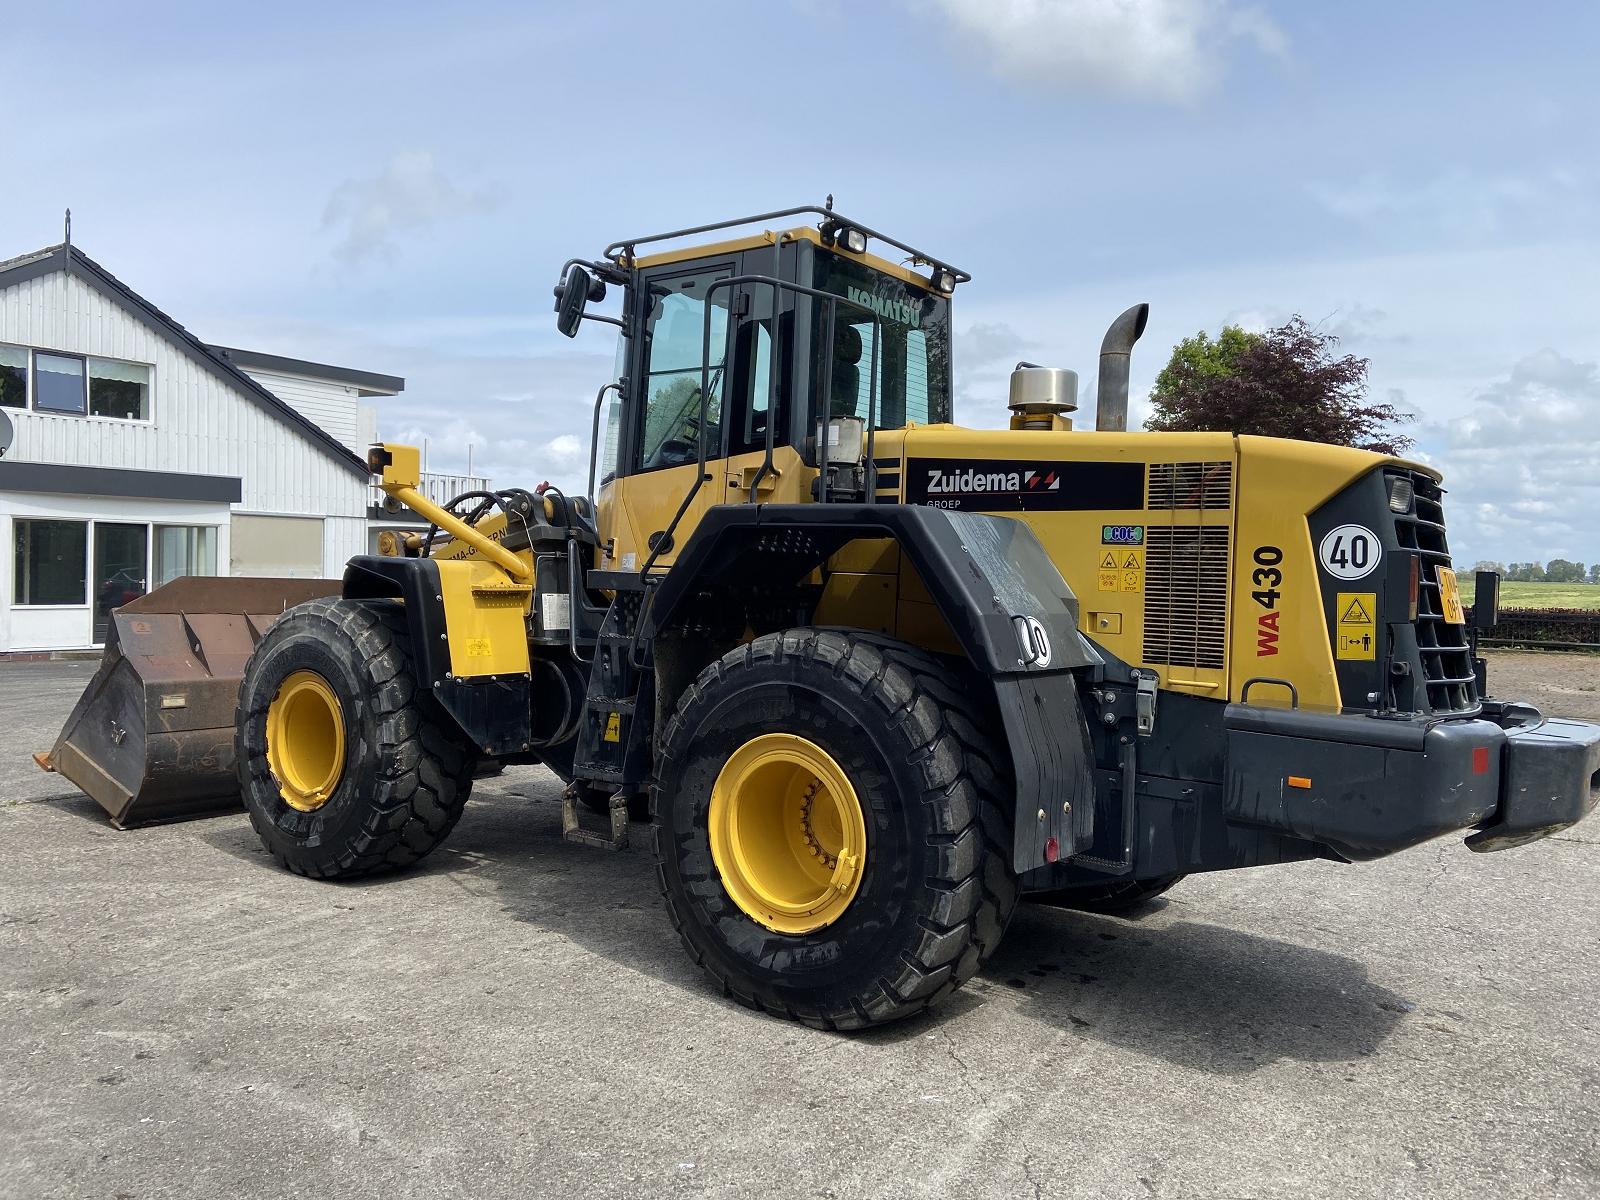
[1148,461,1233,510]
[1389,469,1478,713]
[1143,525,1229,669]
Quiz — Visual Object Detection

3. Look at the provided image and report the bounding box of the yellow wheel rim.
[709,734,867,935]
[265,670,346,813]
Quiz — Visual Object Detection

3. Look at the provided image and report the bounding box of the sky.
[5,0,1598,568]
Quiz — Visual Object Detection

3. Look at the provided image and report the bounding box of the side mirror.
[1472,570,1501,629]
[554,265,606,338]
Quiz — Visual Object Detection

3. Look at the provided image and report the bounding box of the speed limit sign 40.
[1319,524,1382,580]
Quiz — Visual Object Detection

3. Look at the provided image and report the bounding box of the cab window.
[636,268,730,473]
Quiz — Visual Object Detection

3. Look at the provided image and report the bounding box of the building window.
[154,525,218,587]
[13,519,88,606]
[89,358,151,420]
[33,352,87,414]
[0,345,153,419]
[0,344,25,408]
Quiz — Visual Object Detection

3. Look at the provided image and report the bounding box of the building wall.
[236,365,365,455]
[0,270,367,521]
[0,267,370,650]
[0,493,232,651]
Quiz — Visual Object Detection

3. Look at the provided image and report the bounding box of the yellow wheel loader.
[41,203,1600,1029]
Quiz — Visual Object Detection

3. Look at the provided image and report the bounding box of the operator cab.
[552,204,965,569]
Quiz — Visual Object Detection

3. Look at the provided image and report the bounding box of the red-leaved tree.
[1145,316,1413,454]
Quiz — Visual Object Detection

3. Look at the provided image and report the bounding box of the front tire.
[236,597,477,879]
[653,630,1017,1029]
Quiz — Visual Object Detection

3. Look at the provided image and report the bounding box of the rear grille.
[1148,461,1232,510]
[1389,469,1478,713]
[1143,526,1229,669]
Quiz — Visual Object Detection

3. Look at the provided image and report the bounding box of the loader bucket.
[36,576,341,828]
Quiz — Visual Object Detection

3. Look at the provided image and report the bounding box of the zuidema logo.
[926,466,1062,495]
[906,457,1146,512]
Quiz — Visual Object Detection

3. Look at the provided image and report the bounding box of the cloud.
[1422,349,1600,564]
[322,151,498,265]
[1308,168,1591,240]
[922,0,1286,103]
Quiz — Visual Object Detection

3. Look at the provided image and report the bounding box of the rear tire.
[236,596,477,879]
[653,629,1017,1029]
[1030,873,1185,914]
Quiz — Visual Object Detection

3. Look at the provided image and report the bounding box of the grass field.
[1455,578,1600,610]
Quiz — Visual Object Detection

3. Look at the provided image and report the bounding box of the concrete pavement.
[2,657,1596,1199]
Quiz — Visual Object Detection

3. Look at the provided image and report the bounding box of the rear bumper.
[1465,704,1600,851]
[1223,701,1600,860]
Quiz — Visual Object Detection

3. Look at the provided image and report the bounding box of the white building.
[0,241,484,654]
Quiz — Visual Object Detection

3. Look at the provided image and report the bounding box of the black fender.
[646,504,1100,871]
[342,555,530,756]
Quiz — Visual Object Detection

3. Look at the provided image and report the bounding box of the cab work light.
[823,220,868,254]
[931,267,957,295]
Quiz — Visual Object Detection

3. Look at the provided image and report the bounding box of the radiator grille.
[1389,469,1478,713]
[1142,526,1230,669]
[1148,461,1233,510]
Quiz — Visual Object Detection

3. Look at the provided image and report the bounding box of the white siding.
[0,270,367,521]
[238,366,365,454]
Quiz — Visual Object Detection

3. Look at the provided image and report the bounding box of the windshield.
[812,250,952,429]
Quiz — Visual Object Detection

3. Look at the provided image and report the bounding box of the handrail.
[587,381,620,500]
[633,269,885,583]
[603,202,970,285]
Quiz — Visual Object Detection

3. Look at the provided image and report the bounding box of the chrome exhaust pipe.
[1095,303,1150,432]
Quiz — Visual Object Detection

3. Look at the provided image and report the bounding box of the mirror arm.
[582,313,625,329]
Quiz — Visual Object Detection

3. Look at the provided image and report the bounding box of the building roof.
[0,243,369,477]
[207,346,404,397]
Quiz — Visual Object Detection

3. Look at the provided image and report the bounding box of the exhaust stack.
[1094,303,1150,432]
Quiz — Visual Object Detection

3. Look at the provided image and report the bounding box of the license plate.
[1438,567,1466,625]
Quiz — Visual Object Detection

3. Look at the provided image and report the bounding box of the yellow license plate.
[1437,567,1466,625]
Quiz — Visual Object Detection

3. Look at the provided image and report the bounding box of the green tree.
[1546,558,1586,583]
[1471,560,1507,576]
[1589,564,1600,585]
[1146,316,1413,453]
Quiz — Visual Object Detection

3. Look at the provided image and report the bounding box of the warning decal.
[1339,596,1373,625]
[1335,591,1378,660]
[1100,550,1144,592]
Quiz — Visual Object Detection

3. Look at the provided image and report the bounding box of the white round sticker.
[1319,524,1382,580]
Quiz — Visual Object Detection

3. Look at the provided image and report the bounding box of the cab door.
[606,262,734,571]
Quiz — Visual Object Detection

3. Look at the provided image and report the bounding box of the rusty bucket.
[36,576,340,828]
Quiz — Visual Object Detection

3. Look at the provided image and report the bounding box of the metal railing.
[368,470,491,514]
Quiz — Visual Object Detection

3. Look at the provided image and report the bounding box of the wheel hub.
[709,734,867,935]
[265,670,345,812]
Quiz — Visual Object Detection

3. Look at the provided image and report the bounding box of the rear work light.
[1388,475,1415,514]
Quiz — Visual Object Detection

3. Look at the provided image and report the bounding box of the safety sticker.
[1119,550,1144,593]
[464,638,493,657]
[1098,551,1119,591]
[604,712,622,743]
[1335,591,1377,660]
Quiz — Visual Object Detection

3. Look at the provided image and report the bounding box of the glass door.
[93,523,148,643]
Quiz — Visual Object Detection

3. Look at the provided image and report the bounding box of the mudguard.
[344,556,531,756]
[647,504,1100,870]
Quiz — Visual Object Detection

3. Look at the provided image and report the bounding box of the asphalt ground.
[2,652,1597,1199]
